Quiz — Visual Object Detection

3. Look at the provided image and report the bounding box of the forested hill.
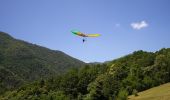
[1,47,170,100]
[0,31,85,94]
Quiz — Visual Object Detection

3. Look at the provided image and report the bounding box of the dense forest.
[0,32,85,94]
[0,32,170,100]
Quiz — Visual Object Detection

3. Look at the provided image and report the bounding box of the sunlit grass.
[128,83,170,100]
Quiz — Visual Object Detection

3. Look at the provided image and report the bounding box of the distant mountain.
[87,62,102,65]
[0,31,85,93]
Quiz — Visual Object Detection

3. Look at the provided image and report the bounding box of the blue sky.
[0,0,170,62]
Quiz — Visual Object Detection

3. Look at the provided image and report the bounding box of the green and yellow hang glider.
[71,30,100,42]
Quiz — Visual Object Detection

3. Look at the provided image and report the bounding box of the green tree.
[116,88,128,100]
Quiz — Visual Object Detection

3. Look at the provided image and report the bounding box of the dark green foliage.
[0,32,85,94]
[0,64,106,100]
[116,88,128,100]
[85,74,119,100]
[1,48,170,99]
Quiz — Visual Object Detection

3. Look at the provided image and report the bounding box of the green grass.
[128,83,170,100]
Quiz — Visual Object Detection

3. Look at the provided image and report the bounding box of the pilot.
[83,39,85,43]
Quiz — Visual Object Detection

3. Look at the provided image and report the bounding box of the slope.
[0,31,85,94]
[128,83,170,100]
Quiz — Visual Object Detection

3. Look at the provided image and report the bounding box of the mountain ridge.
[0,31,85,93]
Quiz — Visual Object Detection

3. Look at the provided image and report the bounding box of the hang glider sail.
[71,30,100,42]
[71,30,100,37]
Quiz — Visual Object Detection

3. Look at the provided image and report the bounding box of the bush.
[117,89,128,100]
[132,89,138,96]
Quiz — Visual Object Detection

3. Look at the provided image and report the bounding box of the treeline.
[0,64,108,100]
[1,48,170,100]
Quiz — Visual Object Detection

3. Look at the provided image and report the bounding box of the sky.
[0,0,170,62]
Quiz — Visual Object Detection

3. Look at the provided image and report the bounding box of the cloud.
[131,21,148,30]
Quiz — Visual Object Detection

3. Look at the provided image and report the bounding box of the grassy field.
[128,83,170,100]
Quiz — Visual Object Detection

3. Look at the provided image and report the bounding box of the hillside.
[128,83,170,100]
[0,47,170,100]
[0,31,85,94]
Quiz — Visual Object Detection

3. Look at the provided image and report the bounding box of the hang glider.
[71,30,100,37]
[71,30,100,42]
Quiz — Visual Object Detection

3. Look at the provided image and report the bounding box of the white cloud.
[131,21,148,30]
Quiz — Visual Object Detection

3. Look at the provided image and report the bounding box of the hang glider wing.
[71,30,100,37]
[86,34,100,37]
[71,30,85,37]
